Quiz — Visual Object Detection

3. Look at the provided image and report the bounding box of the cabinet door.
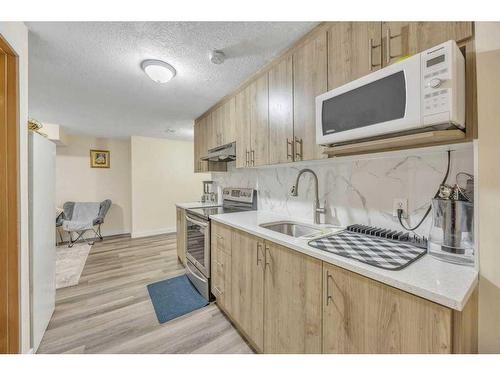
[328,22,382,90]
[221,97,236,145]
[293,31,327,161]
[235,86,252,168]
[176,208,186,264]
[268,56,294,165]
[264,242,322,353]
[249,74,269,167]
[193,121,201,173]
[231,229,265,351]
[382,22,473,66]
[211,222,232,314]
[193,119,208,173]
[322,263,452,353]
[206,111,218,151]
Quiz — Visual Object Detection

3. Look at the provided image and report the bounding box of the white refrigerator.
[29,132,56,352]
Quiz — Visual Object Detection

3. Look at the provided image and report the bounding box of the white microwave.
[316,40,465,145]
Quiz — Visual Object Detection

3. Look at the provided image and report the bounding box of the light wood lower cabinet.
[263,241,322,353]
[230,229,265,351]
[176,207,186,264]
[323,263,453,353]
[212,224,477,354]
[211,222,232,314]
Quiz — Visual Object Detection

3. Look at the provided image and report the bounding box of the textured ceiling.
[27,22,317,140]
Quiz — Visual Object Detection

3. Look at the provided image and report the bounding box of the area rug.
[55,243,91,289]
[147,275,209,324]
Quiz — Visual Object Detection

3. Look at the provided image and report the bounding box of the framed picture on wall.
[90,149,110,168]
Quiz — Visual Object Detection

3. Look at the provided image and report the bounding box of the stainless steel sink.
[259,221,323,238]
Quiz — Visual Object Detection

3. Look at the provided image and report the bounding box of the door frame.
[0,34,20,354]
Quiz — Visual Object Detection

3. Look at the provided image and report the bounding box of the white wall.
[0,22,30,353]
[131,136,210,238]
[212,146,473,237]
[56,134,132,238]
[475,21,500,353]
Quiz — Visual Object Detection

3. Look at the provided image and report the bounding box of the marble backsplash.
[212,146,474,237]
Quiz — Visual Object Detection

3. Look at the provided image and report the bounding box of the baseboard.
[131,226,176,239]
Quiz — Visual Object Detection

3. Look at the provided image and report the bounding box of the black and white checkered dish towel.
[308,231,426,270]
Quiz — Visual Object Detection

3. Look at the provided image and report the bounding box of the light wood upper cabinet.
[235,74,269,168]
[264,241,322,353]
[230,229,265,351]
[293,30,328,161]
[323,263,453,353]
[175,207,186,264]
[328,22,382,90]
[206,111,218,151]
[235,85,252,168]
[221,97,236,145]
[268,56,294,165]
[249,74,269,167]
[193,117,208,173]
[382,22,473,66]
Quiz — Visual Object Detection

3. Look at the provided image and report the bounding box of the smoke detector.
[209,50,225,65]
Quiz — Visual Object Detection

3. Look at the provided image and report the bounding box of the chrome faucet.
[290,168,326,224]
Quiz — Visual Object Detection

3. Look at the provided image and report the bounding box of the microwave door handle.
[185,215,209,228]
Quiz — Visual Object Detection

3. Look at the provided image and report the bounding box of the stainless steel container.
[428,198,474,266]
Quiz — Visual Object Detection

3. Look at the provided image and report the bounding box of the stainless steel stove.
[184,188,257,300]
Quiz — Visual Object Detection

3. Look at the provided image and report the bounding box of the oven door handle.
[186,261,207,283]
[185,214,209,228]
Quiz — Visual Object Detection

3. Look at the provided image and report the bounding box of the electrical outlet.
[393,198,408,218]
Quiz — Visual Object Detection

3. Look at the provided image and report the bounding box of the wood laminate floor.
[37,233,253,354]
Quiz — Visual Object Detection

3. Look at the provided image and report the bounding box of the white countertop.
[211,210,478,311]
[175,201,221,209]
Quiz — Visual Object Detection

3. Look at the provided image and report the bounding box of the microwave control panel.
[421,40,465,128]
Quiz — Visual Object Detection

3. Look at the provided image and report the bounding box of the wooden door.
[176,208,186,264]
[0,37,19,354]
[230,229,265,351]
[293,31,327,161]
[322,263,453,353]
[206,111,218,151]
[194,117,209,173]
[249,74,269,167]
[382,22,473,66]
[268,56,294,164]
[222,97,236,144]
[211,222,233,314]
[328,22,382,90]
[235,85,252,168]
[263,242,322,353]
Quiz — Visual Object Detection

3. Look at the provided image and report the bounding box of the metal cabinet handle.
[251,149,255,166]
[326,271,333,305]
[286,138,294,160]
[256,242,264,266]
[385,28,402,65]
[294,137,303,161]
[245,149,249,166]
[368,38,381,71]
[264,245,271,269]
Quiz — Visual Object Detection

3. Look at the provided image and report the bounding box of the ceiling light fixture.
[141,59,176,83]
[165,128,176,134]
